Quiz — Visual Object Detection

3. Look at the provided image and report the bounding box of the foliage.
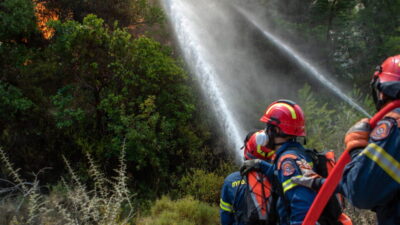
[37,0,164,28]
[0,0,41,83]
[0,147,136,225]
[0,0,39,41]
[38,14,208,194]
[344,207,376,225]
[299,84,374,152]
[0,0,219,198]
[0,82,35,121]
[177,169,225,205]
[136,196,220,225]
[257,0,400,86]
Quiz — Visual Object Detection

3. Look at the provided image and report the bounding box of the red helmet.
[259,100,306,137]
[244,130,275,161]
[371,55,400,109]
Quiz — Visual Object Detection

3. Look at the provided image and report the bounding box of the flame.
[34,1,59,39]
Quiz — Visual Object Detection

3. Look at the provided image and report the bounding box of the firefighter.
[292,55,400,224]
[240,100,319,225]
[220,130,275,225]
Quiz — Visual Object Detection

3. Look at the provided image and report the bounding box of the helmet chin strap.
[374,89,389,111]
[372,77,384,111]
[265,125,295,149]
[274,137,296,147]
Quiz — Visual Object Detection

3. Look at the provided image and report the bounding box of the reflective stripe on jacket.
[220,171,246,225]
[259,141,316,225]
[341,108,400,225]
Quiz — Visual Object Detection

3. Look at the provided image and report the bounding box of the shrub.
[0,146,136,225]
[344,207,376,225]
[177,169,225,205]
[136,196,219,225]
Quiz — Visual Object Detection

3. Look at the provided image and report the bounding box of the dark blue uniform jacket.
[259,141,316,225]
[220,171,246,225]
[341,108,400,225]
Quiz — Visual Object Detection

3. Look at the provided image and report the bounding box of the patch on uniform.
[370,120,393,141]
[281,160,296,176]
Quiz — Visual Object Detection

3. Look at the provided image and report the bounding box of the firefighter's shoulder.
[224,171,245,186]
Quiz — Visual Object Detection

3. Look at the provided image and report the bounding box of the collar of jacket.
[275,141,304,157]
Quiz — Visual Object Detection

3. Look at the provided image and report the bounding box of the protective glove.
[291,159,322,190]
[240,159,261,176]
[344,118,371,151]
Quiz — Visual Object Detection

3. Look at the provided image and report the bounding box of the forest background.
[0,0,398,224]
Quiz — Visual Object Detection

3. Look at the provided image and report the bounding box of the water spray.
[161,0,371,162]
[162,0,244,161]
[236,6,371,118]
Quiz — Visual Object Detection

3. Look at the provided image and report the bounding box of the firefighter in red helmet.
[241,100,318,225]
[220,130,276,225]
[244,130,277,161]
[241,100,350,225]
[371,55,400,109]
[292,55,400,224]
[339,55,400,224]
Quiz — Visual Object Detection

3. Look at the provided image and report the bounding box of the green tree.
[38,0,164,27]
[42,15,207,195]
[0,0,221,196]
[299,84,374,152]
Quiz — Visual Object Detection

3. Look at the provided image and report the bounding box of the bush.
[177,169,225,205]
[0,11,215,197]
[344,207,376,225]
[0,147,136,225]
[136,196,219,225]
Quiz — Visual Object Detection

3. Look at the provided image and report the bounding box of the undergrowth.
[0,145,135,225]
[136,196,219,225]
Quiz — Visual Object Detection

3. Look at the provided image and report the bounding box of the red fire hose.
[302,99,400,225]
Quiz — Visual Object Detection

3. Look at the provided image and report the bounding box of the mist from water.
[236,7,371,117]
[161,0,371,160]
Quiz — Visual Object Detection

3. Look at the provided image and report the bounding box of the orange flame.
[34,1,59,39]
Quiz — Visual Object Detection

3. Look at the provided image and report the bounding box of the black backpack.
[233,171,278,225]
[304,149,344,225]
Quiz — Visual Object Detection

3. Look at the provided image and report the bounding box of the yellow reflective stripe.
[361,143,400,184]
[220,203,232,212]
[257,144,266,157]
[282,175,302,193]
[267,150,275,157]
[282,177,292,186]
[220,199,233,212]
[283,183,298,193]
[220,199,232,208]
[266,103,297,119]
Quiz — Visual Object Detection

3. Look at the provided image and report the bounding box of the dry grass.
[136,196,220,225]
[344,205,376,225]
[0,145,135,225]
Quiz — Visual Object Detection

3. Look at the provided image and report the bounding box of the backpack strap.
[304,149,329,178]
